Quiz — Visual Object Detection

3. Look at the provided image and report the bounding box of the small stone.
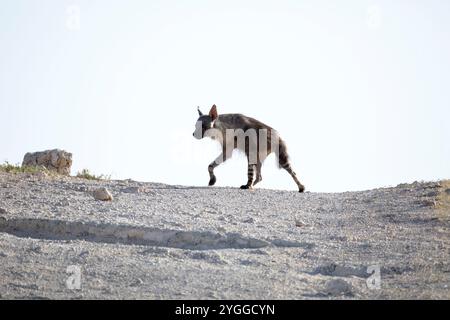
[57,198,70,207]
[130,278,144,286]
[324,279,353,296]
[74,185,88,192]
[29,246,42,254]
[93,188,113,201]
[122,186,144,194]
[0,208,6,214]
[425,191,438,197]
[35,171,48,179]
[78,251,89,258]
[295,219,307,227]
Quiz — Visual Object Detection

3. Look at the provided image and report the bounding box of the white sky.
[1,0,449,192]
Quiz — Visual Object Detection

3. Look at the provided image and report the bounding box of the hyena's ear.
[209,104,218,121]
[197,107,203,116]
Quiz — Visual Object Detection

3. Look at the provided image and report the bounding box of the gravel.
[0,172,449,299]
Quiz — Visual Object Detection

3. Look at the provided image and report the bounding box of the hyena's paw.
[298,185,305,193]
[240,185,253,190]
[208,176,217,186]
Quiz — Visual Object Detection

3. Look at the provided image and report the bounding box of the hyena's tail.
[276,138,290,169]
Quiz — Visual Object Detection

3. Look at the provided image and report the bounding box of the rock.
[28,245,42,254]
[57,198,70,207]
[130,278,144,287]
[22,149,72,175]
[425,191,438,197]
[73,185,88,192]
[324,279,353,296]
[78,251,89,258]
[0,208,6,214]
[295,219,307,227]
[93,188,113,201]
[35,171,49,179]
[243,217,255,223]
[121,186,144,194]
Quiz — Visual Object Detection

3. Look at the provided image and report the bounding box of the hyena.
[193,105,305,192]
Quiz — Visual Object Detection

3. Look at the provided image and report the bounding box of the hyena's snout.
[192,130,202,139]
[192,120,205,139]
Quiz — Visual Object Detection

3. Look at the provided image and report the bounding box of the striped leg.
[253,161,263,186]
[240,163,255,189]
[281,162,305,192]
[208,162,217,186]
[208,151,231,186]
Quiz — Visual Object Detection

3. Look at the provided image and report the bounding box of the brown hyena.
[193,104,305,192]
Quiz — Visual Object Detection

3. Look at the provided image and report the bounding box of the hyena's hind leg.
[254,149,268,186]
[253,161,263,186]
[277,139,305,192]
[240,163,255,189]
[281,162,305,192]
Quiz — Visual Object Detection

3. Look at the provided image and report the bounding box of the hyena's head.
[192,104,218,139]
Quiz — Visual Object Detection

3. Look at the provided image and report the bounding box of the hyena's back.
[215,113,290,167]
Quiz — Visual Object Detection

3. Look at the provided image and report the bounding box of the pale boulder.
[22,149,72,175]
[93,187,113,201]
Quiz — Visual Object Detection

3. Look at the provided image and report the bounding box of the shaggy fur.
[193,105,305,192]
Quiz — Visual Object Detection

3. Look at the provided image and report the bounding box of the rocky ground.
[0,171,449,299]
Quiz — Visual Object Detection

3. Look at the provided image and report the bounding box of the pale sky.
[1,0,449,192]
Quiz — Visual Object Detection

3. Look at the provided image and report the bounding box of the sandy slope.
[0,172,449,299]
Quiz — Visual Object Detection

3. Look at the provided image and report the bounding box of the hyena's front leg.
[208,152,228,186]
[208,162,218,186]
[240,163,255,189]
